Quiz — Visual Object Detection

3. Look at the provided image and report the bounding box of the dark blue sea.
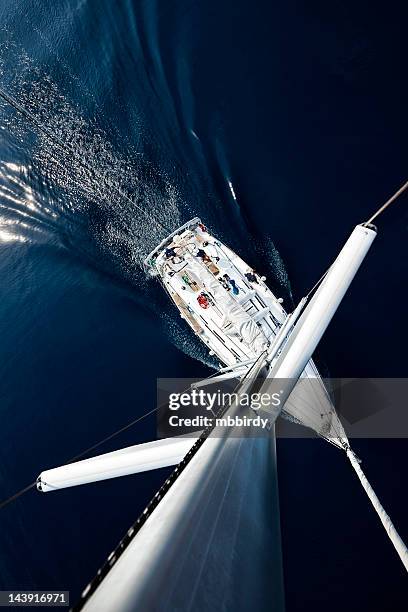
[0,1,407,610]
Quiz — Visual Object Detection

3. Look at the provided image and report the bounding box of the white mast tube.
[37,351,268,493]
[346,449,408,572]
[261,224,377,418]
[80,353,285,612]
[267,297,308,364]
[37,437,196,492]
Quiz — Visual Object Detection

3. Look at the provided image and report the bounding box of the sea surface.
[0,1,407,610]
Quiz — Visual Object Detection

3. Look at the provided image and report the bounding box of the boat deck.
[145,219,286,366]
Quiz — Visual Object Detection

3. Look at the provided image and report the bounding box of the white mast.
[77,223,379,611]
[261,223,377,420]
[78,352,285,611]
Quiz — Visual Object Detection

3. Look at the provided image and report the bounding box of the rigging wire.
[0,405,160,511]
[364,178,408,225]
[0,482,37,511]
[0,354,261,512]
[303,178,408,301]
[0,349,264,511]
[0,87,172,235]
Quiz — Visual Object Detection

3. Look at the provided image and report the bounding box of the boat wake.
[0,36,290,368]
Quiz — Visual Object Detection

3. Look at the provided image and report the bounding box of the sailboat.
[0,82,405,611]
[35,216,407,611]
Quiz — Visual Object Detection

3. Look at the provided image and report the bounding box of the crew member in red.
[197,293,210,309]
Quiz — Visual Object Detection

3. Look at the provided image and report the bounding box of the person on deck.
[202,241,220,261]
[223,274,240,295]
[181,273,198,290]
[219,276,230,291]
[197,292,210,309]
[165,247,177,258]
[245,269,258,284]
[196,248,212,264]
